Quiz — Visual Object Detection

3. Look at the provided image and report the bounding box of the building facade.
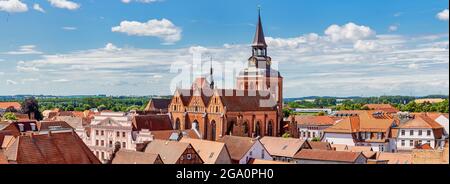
[168,11,283,141]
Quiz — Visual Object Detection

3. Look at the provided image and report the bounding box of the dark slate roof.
[132,115,173,131]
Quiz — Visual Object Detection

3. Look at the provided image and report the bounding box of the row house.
[180,138,232,164]
[289,115,337,140]
[322,110,398,152]
[392,114,446,151]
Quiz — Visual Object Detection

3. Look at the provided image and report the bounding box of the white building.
[394,114,446,151]
[85,112,135,163]
[427,113,449,138]
[322,111,397,152]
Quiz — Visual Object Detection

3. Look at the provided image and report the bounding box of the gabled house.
[180,138,232,164]
[323,110,398,152]
[144,139,203,164]
[218,135,272,164]
[260,136,311,163]
[393,114,446,151]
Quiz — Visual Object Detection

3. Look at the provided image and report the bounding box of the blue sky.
[0,0,448,97]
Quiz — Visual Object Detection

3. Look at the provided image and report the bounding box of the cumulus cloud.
[121,0,161,3]
[104,43,122,51]
[6,45,43,55]
[0,0,28,13]
[324,22,375,42]
[437,9,449,21]
[112,19,182,44]
[47,0,80,10]
[33,3,45,13]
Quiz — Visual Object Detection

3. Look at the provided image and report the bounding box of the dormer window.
[30,123,36,131]
[18,123,24,132]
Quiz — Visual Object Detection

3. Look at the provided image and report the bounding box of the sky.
[0,0,448,98]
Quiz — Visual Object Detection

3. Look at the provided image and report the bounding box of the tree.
[311,137,321,142]
[21,97,43,121]
[2,112,18,121]
[282,133,291,138]
[317,111,326,116]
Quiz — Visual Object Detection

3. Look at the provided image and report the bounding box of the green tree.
[311,137,321,142]
[2,112,18,121]
[282,133,291,138]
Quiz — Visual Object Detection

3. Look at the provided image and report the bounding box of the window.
[409,140,413,147]
[109,141,113,148]
[101,130,104,136]
[419,130,423,136]
[96,130,99,136]
[312,132,316,138]
[401,130,405,136]
[96,140,99,146]
[427,140,431,144]
[101,140,104,146]
[410,130,414,136]
[427,130,431,136]
[96,151,99,157]
[101,152,105,160]
[186,154,192,160]
[122,142,126,148]
[122,132,126,138]
[249,151,253,156]
[418,140,422,145]
[30,123,36,131]
[401,140,405,146]
[116,132,120,137]
[18,124,24,132]
[361,133,366,139]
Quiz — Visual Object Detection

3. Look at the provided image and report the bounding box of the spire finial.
[252,5,267,48]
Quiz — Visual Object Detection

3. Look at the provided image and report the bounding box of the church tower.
[236,8,284,133]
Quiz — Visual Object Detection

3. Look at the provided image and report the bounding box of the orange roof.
[376,152,412,164]
[3,132,100,164]
[399,114,443,129]
[292,116,336,126]
[308,141,332,150]
[425,112,446,120]
[0,102,21,110]
[325,111,395,134]
[294,149,364,163]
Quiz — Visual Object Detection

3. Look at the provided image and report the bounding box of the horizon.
[0,0,449,97]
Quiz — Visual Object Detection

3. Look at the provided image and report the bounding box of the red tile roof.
[132,115,173,131]
[112,150,163,164]
[292,116,336,126]
[399,114,444,129]
[218,135,258,162]
[294,149,364,163]
[3,132,100,164]
[0,102,21,110]
[308,141,332,150]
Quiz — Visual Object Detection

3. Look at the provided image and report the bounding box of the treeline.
[36,97,152,112]
[286,96,449,113]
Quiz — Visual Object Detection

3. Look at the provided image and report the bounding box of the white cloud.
[408,63,419,69]
[21,78,39,84]
[0,0,28,13]
[389,25,398,32]
[47,0,80,10]
[121,0,161,3]
[324,22,375,42]
[33,3,45,13]
[52,79,70,83]
[104,43,121,51]
[112,19,182,44]
[6,45,43,55]
[437,9,449,21]
[6,80,17,85]
[353,40,378,52]
[62,26,77,31]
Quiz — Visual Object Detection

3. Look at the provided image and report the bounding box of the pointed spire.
[252,6,267,48]
[209,56,214,89]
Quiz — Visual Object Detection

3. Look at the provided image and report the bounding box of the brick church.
[168,11,283,141]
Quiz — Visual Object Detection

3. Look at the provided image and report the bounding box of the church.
[168,11,283,141]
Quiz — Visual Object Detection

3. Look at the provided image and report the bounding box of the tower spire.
[252,6,267,48]
[210,56,214,89]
